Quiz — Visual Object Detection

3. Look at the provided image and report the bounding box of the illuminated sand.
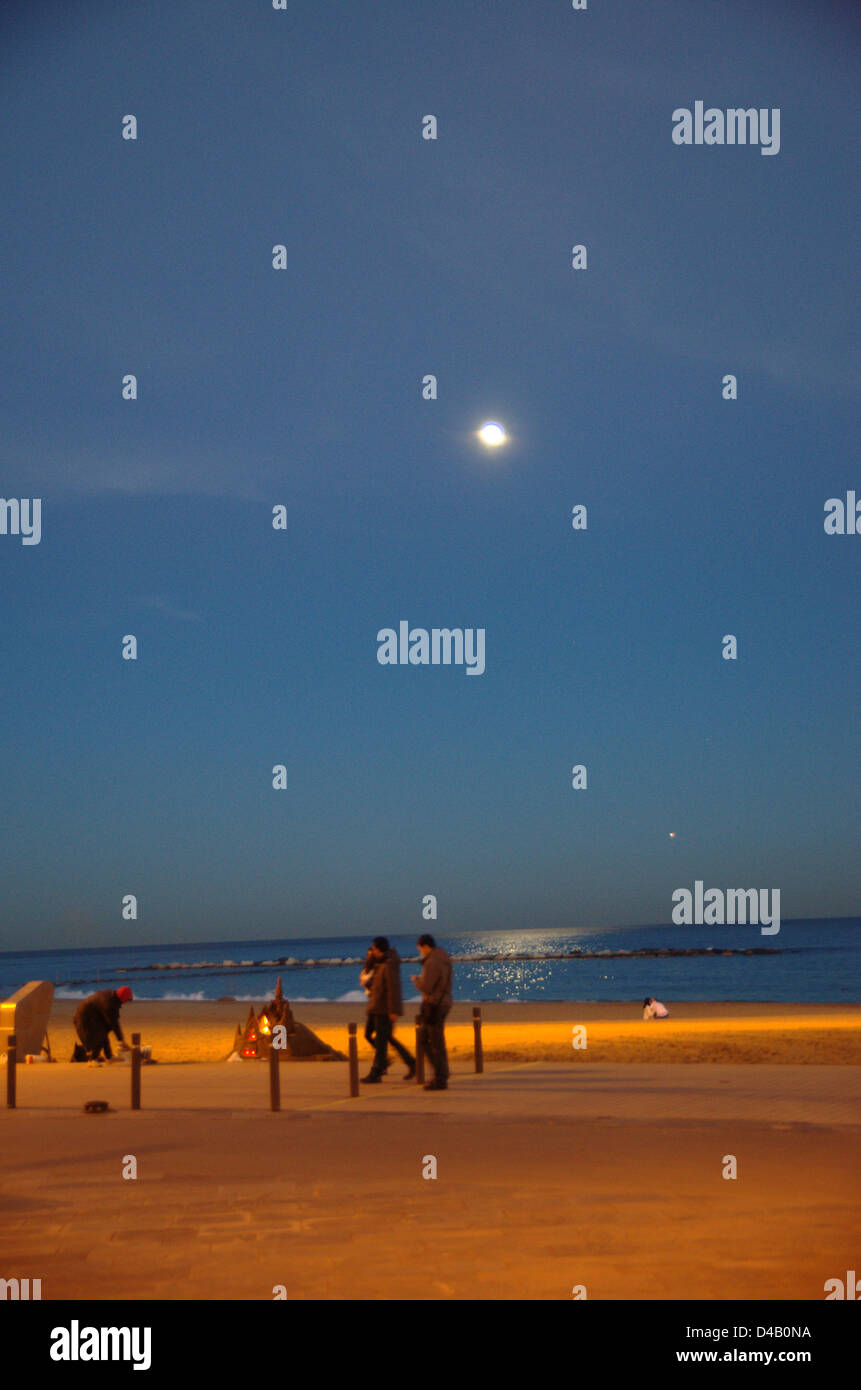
[46,998,861,1065]
[1,1060,859,1300]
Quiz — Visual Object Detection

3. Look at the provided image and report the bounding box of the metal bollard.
[130,1033,141,1110]
[6,1033,17,1109]
[415,1013,425,1085]
[473,1007,484,1074]
[348,1022,359,1097]
[269,1041,281,1111]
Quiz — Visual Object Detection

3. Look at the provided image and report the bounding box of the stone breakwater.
[56,946,782,989]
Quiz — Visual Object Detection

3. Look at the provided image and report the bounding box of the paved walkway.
[2,1063,858,1300]
[4,1059,860,1125]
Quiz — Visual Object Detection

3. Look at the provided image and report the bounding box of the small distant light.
[478,421,506,446]
[668,832,676,838]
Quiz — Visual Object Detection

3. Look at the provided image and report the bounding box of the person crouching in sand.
[411,934,453,1091]
[71,986,134,1062]
[642,996,669,1020]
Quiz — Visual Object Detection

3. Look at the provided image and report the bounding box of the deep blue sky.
[1,1,859,949]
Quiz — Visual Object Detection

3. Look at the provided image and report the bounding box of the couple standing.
[360,933,453,1091]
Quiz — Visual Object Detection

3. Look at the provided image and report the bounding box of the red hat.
[116,986,133,1003]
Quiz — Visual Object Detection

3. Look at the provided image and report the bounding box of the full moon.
[478,421,506,446]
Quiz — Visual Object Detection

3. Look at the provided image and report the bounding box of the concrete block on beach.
[0,980,54,1059]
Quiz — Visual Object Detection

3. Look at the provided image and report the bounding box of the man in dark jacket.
[71,986,133,1061]
[411,934,453,1090]
[361,937,415,1083]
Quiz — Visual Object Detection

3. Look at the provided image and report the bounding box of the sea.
[0,919,858,1005]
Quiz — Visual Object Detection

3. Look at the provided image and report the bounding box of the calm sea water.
[0,919,858,1004]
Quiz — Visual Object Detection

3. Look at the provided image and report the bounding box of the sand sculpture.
[231,977,345,1061]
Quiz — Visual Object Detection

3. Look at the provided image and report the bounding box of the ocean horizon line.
[2,914,858,959]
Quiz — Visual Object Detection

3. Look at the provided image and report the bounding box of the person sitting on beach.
[71,986,134,1062]
[642,996,669,1020]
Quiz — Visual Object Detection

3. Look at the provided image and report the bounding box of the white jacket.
[643,999,669,1019]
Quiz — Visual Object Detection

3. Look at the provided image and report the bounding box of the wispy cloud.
[137,595,202,624]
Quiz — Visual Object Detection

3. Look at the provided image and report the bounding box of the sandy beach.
[43,997,861,1066]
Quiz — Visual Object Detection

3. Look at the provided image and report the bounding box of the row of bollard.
[5,1013,486,1114]
[337,1006,484,1107]
[4,1030,144,1112]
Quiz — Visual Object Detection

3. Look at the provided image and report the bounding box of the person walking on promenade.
[361,937,415,1082]
[411,934,453,1091]
[360,947,379,1055]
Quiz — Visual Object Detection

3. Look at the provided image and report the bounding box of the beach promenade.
[2,1058,859,1301]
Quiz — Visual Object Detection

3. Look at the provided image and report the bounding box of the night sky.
[1,0,859,949]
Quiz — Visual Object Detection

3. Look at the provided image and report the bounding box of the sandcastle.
[231,977,345,1061]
